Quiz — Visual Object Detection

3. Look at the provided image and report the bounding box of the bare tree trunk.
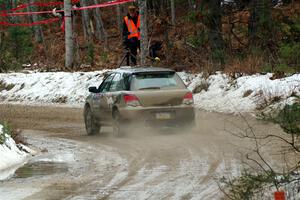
[64,0,74,68]
[188,0,192,9]
[204,0,224,67]
[93,0,107,44]
[138,0,148,66]
[170,0,175,26]
[249,0,259,44]
[80,0,92,42]
[116,4,122,34]
[0,32,2,44]
[249,0,273,44]
[27,0,43,43]
[10,0,17,22]
[72,7,79,65]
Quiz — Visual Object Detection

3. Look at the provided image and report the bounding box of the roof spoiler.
[132,71,175,75]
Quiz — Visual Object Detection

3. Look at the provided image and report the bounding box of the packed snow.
[0,70,299,113]
[182,72,300,113]
[0,70,107,105]
[0,124,31,180]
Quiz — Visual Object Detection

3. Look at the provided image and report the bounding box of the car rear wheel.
[84,106,100,135]
[112,111,125,137]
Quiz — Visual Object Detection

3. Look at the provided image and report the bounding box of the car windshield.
[130,72,185,91]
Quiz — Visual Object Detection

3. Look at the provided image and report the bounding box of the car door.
[104,73,123,122]
[95,73,115,123]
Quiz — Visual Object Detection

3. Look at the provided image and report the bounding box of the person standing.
[123,5,140,66]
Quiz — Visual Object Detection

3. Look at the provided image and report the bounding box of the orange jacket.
[124,15,140,40]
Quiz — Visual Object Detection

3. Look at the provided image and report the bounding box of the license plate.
[156,113,171,120]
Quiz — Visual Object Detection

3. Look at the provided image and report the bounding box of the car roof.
[115,66,175,74]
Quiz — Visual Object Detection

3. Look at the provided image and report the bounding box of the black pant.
[125,38,140,66]
[149,41,163,59]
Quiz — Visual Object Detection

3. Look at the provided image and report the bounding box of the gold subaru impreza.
[84,67,195,136]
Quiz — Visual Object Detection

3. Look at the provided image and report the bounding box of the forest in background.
[0,0,299,74]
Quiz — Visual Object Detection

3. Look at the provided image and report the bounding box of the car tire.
[84,106,101,135]
[112,111,125,137]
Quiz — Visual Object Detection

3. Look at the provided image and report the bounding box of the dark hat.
[128,5,137,13]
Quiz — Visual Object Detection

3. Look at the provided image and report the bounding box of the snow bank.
[182,72,300,113]
[0,124,30,180]
[0,70,299,113]
[0,70,107,105]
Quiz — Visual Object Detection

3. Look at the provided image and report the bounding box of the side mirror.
[89,87,99,93]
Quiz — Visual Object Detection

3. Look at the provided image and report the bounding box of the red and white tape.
[0,0,135,26]
[0,0,134,17]
[1,0,80,14]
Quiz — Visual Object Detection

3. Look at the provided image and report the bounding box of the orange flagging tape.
[274,191,285,200]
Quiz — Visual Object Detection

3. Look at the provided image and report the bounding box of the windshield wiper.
[138,87,161,90]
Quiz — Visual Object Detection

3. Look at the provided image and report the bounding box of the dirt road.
[0,105,284,200]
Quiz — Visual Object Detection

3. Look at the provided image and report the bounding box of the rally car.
[84,67,195,136]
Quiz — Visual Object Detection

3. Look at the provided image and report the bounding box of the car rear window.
[130,72,186,91]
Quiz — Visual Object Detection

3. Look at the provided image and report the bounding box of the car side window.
[109,73,122,92]
[99,73,115,93]
[123,73,132,91]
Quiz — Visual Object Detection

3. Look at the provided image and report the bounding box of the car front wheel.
[84,106,100,135]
